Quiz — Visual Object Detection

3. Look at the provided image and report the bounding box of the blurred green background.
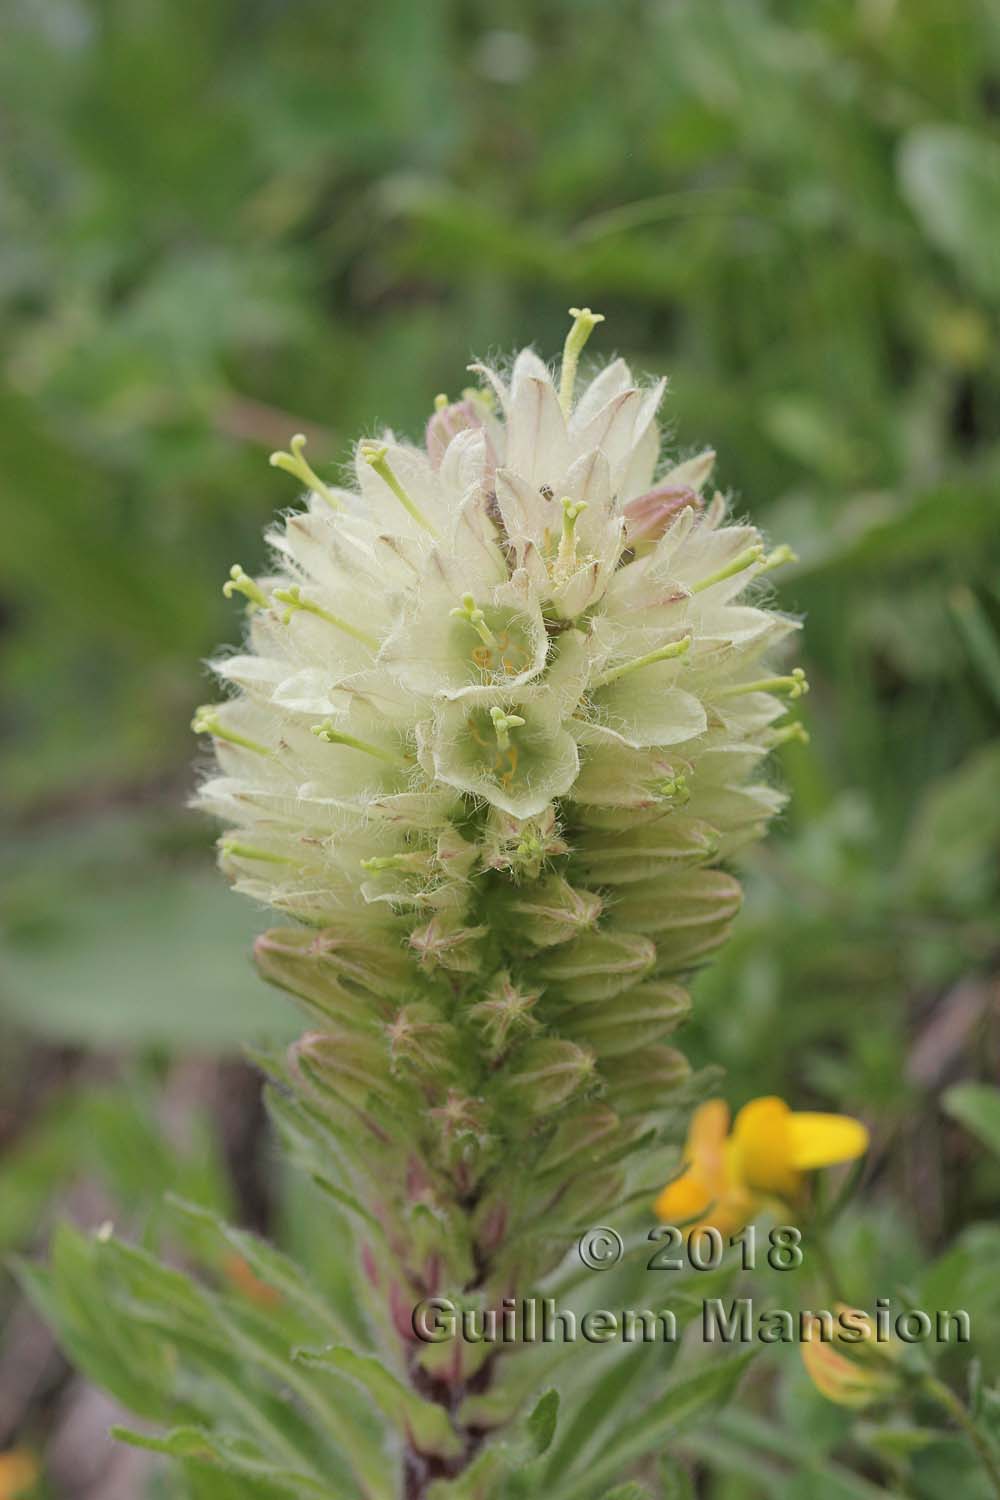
[2,0,999,1494]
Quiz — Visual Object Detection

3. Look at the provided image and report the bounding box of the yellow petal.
[788,1113,869,1170]
[654,1169,713,1225]
[731,1096,799,1198]
[0,1450,38,1500]
[800,1322,892,1408]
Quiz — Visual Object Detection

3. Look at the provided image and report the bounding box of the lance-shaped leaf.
[294,1346,463,1460]
[112,1426,340,1499]
[551,1351,758,1499]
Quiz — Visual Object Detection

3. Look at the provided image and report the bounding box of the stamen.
[450,593,498,648]
[592,634,692,689]
[556,497,588,576]
[359,442,440,538]
[719,668,809,700]
[221,840,296,865]
[560,306,605,412]
[311,720,404,765]
[434,393,449,411]
[360,852,430,874]
[272,585,378,648]
[691,544,765,594]
[269,434,340,509]
[766,721,810,747]
[758,544,799,574]
[489,706,525,752]
[191,707,269,755]
[222,564,269,610]
[654,773,690,804]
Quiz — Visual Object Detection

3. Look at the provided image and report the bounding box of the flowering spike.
[311,720,404,764]
[223,564,269,609]
[489,706,525,751]
[183,317,808,1493]
[191,706,268,755]
[450,593,498,648]
[272,585,378,648]
[720,667,809,699]
[592,633,692,689]
[269,433,340,509]
[691,543,765,594]
[359,442,440,537]
[560,306,605,412]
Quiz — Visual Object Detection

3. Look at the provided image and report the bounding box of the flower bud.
[800,1309,900,1408]
[535,930,655,1002]
[254,927,411,1024]
[501,1040,596,1117]
[468,972,541,1059]
[386,1004,463,1083]
[535,1103,638,1176]
[599,1046,691,1116]
[562,981,690,1057]
[409,912,488,972]
[573,818,719,887]
[623,483,702,543]
[425,397,482,469]
[507,874,602,948]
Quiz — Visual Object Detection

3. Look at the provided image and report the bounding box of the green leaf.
[525,1389,560,1459]
[552,1351,758,1499]
[942,1084,1000,1160]
[165,1195,352,1344]
[899,126,1000,302]
[0,815,296,1048]
[112,1425,342,1498]
[293,1345,463,1460]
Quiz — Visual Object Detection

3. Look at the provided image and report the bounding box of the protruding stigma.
[691,544,765,594]
[759,544,799,574]
[220,839,296,865]
[272,585,378,648]
[720,668,809,700]
[489,706,525,751]
[359,442,440,538]
[222,564,269,609]
[269,434,339,509]
[311,720,403,764]
[450,593,497,647]
[191,706,268,755]
[592,633,692,689]
[557,497,588,575]
[559,306,605,413]
[767,721,810,747]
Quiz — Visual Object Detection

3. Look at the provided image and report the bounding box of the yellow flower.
[800,1305,899,1407]
[0,1450,38,1499]
[654,1095,869,1234]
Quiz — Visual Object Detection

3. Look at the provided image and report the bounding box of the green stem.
[808,1223,847,1305]
[923,1373,1000,1500]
